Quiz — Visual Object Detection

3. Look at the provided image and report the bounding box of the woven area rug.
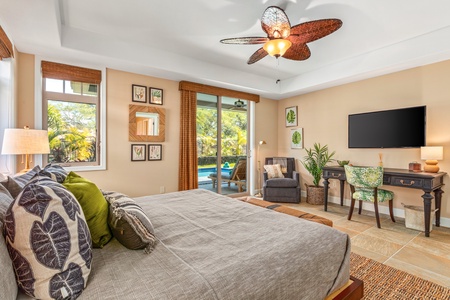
[350,252,450,299]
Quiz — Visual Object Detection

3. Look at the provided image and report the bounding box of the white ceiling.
[2,0,450,100]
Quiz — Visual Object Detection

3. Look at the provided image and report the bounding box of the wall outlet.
[160,186,165,193]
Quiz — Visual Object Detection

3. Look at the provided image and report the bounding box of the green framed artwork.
[285,106,297,127]
[290,128,303,149]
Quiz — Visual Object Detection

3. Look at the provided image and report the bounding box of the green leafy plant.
[292,131,301,144]
[286,109,296,123]
[301,143,335,186]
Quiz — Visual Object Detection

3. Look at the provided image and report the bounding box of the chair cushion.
[265,178,298,188]
[353,188,394,202]
[3,176,92,299]
[264,164,284,179]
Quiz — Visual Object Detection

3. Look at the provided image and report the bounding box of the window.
[0,59,14,175]
[42,61,102,167]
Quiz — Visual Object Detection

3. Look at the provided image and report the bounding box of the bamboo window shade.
[41,61,101,84]
[0,26,14,60]
[179,81,260,103]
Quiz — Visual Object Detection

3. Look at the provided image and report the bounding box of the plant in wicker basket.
[302,143,335,204]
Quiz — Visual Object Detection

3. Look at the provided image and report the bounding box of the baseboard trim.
[301,190,450,229]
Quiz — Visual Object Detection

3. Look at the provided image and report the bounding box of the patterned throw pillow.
[12,165,41,187]
[264,164,285,179]
[42,164,68,183]
[63,172,112,248]
[3,177,92,299]
[1,166,42,199]
[103,191,157,253]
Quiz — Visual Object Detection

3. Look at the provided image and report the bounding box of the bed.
[14,189,350,300]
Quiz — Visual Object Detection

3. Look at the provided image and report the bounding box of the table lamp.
[1,127,50,173]
[420,146,443,173]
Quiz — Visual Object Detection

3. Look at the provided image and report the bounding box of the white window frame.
[35,57,106,171]
[0,58,16,176]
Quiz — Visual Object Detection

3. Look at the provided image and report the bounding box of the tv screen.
[348,106,426,148]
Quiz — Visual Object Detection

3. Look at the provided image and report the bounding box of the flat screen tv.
[348,106,426,148]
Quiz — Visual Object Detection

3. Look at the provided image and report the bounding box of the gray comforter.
[19,189,350,300]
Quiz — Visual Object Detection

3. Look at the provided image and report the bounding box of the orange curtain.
[178,89,198,191]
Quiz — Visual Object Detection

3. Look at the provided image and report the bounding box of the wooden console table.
[322,166,446,237]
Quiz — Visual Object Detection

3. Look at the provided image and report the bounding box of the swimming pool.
[198,167,233,178]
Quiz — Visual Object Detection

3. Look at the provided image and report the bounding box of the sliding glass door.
[197,93,248,195]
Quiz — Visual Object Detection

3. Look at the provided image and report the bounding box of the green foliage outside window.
[197,107,247,157]
[47,100,97,163]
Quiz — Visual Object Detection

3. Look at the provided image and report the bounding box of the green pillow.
[63,172,112,248]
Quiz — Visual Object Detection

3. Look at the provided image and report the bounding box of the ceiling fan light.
[263,39,292,58]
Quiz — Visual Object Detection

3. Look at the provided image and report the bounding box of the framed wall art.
[149,87,163,105]
[285,106,298,127]
[132,84,147,103]
[131,144,146,161]
[290,128,303,149]
[148,144,162,161]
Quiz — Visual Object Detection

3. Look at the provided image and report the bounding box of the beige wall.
[81,69,181,196]
[278,60,450,221]
[15,52,279,197]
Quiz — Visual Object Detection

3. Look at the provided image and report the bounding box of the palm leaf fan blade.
[289,19,343,44]
[220,37,269,45]
[283,42,311,61]
[261,6,291,39]
[247,47,268,64]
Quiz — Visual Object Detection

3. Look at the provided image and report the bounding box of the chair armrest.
[263,172,269,184]
[293,171,300,184]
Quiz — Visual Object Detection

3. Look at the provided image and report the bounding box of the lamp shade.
[1,128,50,155]
[263,39,292,57]
[420,146,443,160]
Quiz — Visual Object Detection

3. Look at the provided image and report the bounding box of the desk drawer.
[324,171,344,179]
[390,176,424,189]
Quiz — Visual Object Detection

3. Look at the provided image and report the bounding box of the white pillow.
[4,176,92,299]
[264,164,285,179]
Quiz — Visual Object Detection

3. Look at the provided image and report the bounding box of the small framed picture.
[131,144,146,161]
[290,128,303,149]
[132,84,147,103]
[285,106,298,127]
[148,144,162,161]
[149,87,163,105]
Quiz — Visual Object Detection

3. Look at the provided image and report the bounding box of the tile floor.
[285,199,450,288]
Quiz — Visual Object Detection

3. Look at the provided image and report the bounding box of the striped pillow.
[43,164,68,183]
[12,165,41,187]
[103,191,157,253]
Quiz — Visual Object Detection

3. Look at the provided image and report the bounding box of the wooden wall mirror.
[129,104,165,142]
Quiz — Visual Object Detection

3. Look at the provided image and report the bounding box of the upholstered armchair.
[344,165,395,228]
[263,157,300,203]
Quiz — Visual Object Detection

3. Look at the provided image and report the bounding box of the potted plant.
[301,143,335,204]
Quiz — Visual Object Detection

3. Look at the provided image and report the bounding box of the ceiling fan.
[220,6,342,64]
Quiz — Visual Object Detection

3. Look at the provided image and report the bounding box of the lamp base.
[424,160,440,173]
[254,192,262,198]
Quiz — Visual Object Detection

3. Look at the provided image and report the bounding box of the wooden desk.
[322,166,446,237]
